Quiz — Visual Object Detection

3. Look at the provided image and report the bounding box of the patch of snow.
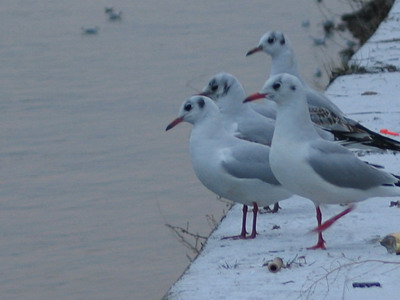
[327,72,400,135]
[351,5,400,70]
[165,196,400,300]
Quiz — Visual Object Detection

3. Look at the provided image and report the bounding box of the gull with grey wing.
[166,96,293,239]
[244,73,400,249]
[246,30,400,151]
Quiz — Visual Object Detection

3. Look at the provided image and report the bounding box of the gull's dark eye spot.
[272,82,281,90]
[280,37,285,45]
[267,37,274,44]
[198,98,205,108]
[184,103,192,111]
[209,80,218,92]
[290,85,296,91]
[223,82,230,95]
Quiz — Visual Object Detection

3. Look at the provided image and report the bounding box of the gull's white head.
[200,72,244,103]
[244,73,305,105]
[246,31,288,57]
[166,96,218,130]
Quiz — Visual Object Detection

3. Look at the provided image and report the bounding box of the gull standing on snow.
[166,96,293,239]
[200,72,278,212]
[246,31,400,151]
[244,74,400,249]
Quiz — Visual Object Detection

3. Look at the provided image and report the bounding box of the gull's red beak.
[165,117,184,131]
[246,45,263,56]
[243,93,267,103]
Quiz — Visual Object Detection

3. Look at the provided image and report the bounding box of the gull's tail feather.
[331,122,400,152]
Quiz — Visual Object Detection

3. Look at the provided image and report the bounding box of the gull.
[201,74,277,120]
[199,72,277,212]
[246,30,400,151]
[199,72,333,213]
[200,72,339,144]
[200,72,276,145]
[244,73,400,249]
[166,96,292,239]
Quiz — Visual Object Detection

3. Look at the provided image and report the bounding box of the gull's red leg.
[247,202,258,239]
[312,204,355,233]
[307,206,326,250]
[222,205,248,240]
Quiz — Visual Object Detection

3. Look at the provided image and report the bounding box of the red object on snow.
[380,128,400,136]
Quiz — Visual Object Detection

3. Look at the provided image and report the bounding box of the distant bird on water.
[107,10,122,21]
[81,26,99,35]
[104,7,114,14]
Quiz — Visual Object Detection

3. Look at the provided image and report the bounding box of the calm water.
[0,1,353,299]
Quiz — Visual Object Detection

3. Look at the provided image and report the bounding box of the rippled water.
[0,1,354,299]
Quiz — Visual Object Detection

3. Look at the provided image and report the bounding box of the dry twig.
[301,259,400,299]
[165,223,208,257]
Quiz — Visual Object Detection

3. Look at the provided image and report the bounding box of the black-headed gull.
[244,73,400,249]
[246,31,400,151]
[166,96,292,239]
[200,72,276,145]
[200,72,351,145]
[199,72,333,213]
[201,72,277,120]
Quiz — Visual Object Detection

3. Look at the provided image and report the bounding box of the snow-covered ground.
[163,2,400,299]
